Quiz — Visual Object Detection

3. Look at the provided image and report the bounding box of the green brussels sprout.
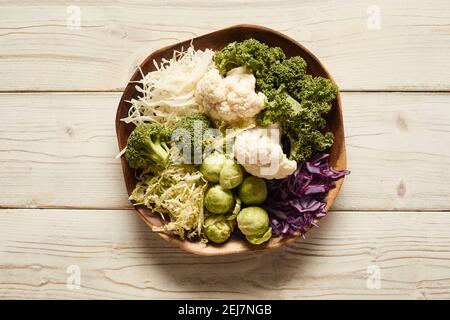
[200,152,226,183]
[246,227,272,245]
[219,159,243,189]
[204,184,235,214]
[237,176,268,205]
[203,215,235,243]
[237,206,272,245]
[237,206,270,236]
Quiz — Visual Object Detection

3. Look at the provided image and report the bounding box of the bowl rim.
[115,24,347,256]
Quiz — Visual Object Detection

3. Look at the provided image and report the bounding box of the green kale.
[257,56,307,95]
[283,97,334,162]
[214,38,338,162]
[214,38,285,77]
[258,92,334,162]
[294,75,338,103]
[125,123,170,169]
[169,113,213,164]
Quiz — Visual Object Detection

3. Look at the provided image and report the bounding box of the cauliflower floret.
[233,127,297,180]
[195,66,266,125]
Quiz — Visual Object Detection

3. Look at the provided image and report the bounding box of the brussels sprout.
[237,206,270,236]
[203,215,234,243]
[219,159,243,189]
[238,176,268,205]
[200,152,226,183]
[246,227,272,245]
[204,184,235,214]
[237,206,272,245]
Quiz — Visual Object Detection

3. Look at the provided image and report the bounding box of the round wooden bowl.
[116,24,347,256]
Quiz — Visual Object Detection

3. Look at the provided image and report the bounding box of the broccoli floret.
[125,123,170,169]
[169,113,213,164]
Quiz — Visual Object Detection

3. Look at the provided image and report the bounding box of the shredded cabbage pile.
[130,164,208,239]
[122,46,215,126]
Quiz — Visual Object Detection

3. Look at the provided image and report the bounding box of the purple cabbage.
[264,153,349,237]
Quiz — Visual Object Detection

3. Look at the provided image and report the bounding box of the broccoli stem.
[144,137,169,166]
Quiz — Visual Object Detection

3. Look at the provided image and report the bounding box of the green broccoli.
[169,113,213,164]
[214,38,338,162]
[125,123,170,169]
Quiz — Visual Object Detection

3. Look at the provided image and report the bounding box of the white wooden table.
[1,1,450,299]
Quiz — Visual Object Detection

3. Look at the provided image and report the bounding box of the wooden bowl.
[116,24,347,256]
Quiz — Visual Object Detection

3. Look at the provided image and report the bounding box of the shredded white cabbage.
[130,164,208,240]
[121,46,215,126]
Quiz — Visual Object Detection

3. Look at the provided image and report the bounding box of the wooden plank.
[0,93,130,209]
[0,0,449,91]
[0,93,450,210]
[1,209,450,299]
[1,92,449,211]
[338,92,450,211]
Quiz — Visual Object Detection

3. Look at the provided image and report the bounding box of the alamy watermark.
[366,5,381,30]
[170,122,281,174]
[66,265,81,290]
[366,264,381,289]
[66,5,81,29]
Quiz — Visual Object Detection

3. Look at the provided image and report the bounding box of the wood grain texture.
[1,92,449,210]
[1,0,449,301]
[0,0,449,91]
[1,208,450,299]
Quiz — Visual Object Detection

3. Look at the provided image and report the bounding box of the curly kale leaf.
[214,38,285,77]
[258,92,334,162]
[257,56,308,95]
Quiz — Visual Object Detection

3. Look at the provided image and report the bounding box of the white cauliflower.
[194,66,266,125]
[233,127,297,180]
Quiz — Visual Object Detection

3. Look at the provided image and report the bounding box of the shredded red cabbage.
[264,153,349,237]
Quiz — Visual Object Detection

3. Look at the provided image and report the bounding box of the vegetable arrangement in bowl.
[116,25,349,255]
